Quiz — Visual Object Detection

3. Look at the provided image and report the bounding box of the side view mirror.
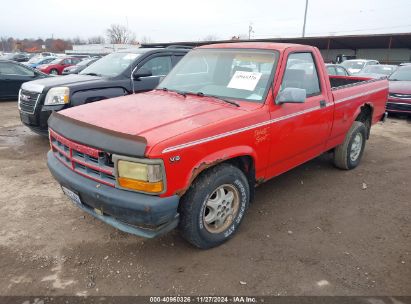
[133,68,152,80]
[276,87,306,104]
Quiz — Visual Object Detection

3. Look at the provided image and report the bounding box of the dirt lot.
[0,100,410,296]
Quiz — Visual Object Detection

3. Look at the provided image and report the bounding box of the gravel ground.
[0,100,410,296]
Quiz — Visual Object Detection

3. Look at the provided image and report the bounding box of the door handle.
[319,100,326,108]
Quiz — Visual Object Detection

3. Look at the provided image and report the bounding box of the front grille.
[389,93,411,99]
[386,102,411,112]
[49,129,116,187]
[18,89,40,114]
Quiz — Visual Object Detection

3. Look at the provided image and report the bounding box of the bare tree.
[88,36,105,44]
[1,37,15,52]
[106,24,136,44]
[71,36,87,45]
[140,36,154,44]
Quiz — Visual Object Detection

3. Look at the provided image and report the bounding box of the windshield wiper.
[160,89,240,107]
[195,92,240,107]
[161,87,188,97]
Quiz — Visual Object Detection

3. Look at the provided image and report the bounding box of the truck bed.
[326,75,388,150]
[329,75,375,89]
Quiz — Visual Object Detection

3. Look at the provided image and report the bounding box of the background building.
[143,33,411,64]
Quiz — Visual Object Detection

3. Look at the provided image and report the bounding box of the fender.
[70,87,129,107]
[176,145,259,196]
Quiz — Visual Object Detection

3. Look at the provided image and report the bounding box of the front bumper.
[386,100,411,114]
[47,151,180,238]
[20,104,64,136]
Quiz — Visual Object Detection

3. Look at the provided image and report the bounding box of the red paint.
[50,43,388,197]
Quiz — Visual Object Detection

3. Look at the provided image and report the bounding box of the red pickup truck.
[47,43,388,249]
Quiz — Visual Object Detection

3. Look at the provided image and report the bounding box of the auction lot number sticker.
[227,71,262,91]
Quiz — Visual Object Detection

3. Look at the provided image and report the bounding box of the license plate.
[61,186,82,206]
[20,114,30,124]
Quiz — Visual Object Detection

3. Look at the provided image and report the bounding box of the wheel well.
[355,104,373,139]
[185,155,256,202]
[222,156,256,202]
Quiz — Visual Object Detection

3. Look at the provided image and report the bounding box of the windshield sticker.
[227,71,262,91]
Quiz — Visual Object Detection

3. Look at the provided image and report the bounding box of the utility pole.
[302,0,309,37]
[248,23,254,40]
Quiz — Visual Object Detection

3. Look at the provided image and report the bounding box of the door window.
[281,52,321,96]
[138,56,172,76]
[0,62,34,76]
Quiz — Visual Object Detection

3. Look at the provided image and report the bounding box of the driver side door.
[266,51,333,177]
[132,55,172,93]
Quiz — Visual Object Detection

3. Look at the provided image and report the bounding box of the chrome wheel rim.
[350,133,363,162]
[203,184,240,234]
[50,70,57,75]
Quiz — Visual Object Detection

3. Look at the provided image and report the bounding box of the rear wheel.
[334,121,367,170]
[50,69,58,75]
[178,164,250,249]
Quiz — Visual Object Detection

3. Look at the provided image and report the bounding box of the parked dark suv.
[18,47,190,135]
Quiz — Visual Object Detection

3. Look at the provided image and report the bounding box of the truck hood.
[389,80,411,94]
[21,74,106,93]
[58,90,252,152]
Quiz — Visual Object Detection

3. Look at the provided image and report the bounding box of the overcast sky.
[1,0,411,42]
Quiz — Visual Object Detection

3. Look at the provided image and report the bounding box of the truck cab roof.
[198,42,311,51]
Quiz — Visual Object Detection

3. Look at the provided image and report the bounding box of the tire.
[50,69,58,75]
[178,163,250,249]
[334,121,367,170]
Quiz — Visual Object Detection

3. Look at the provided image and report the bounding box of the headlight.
[116,159,164,194]
[44,87,69,105]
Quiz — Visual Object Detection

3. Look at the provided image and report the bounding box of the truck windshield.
[80,52,140,77]
[158,49,278,102]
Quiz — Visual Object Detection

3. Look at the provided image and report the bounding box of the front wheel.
[334,121,367,170]
[178,164,250,249]
[50,69,58,75]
